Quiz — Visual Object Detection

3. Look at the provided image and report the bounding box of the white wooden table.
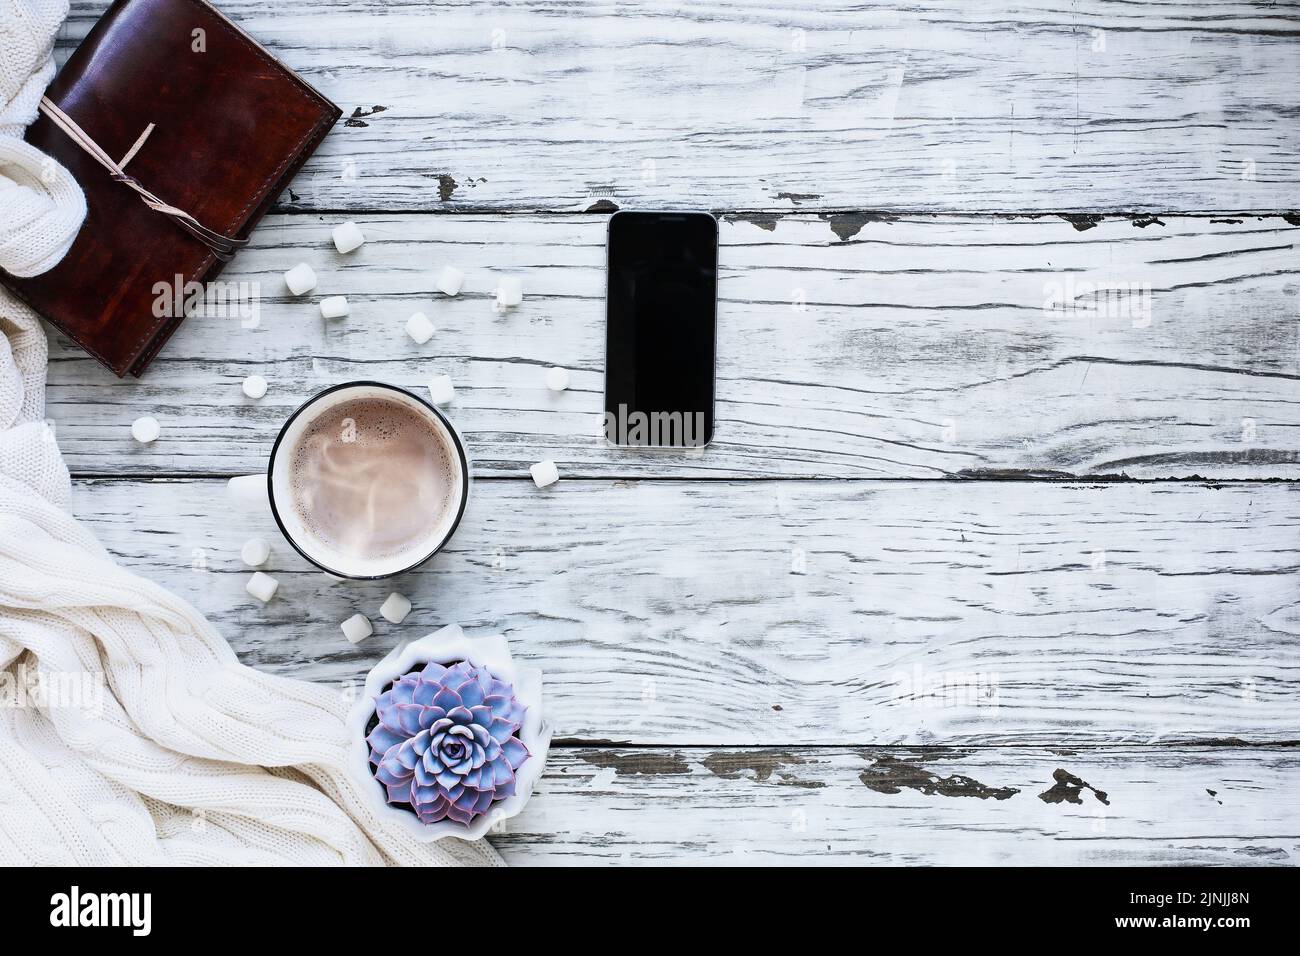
[52,0,1300,864]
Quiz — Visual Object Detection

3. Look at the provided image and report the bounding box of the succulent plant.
[366,660,530,825]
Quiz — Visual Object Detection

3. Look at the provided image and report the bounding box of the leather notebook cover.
[0,0,340,376]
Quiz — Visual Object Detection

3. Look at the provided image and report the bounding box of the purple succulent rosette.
[366,660,530,825]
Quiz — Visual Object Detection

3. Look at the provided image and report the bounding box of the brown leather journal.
[0,0,340,376]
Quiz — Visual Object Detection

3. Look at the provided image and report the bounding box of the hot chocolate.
[288,396,457,564]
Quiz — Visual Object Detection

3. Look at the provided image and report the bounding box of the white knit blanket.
[0,0,499,866]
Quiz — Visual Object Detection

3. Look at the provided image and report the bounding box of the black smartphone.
[604,210,717,448]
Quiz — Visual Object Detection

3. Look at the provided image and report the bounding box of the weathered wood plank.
[59,1,1300,213]
[498,746,1300,864]
[46,214,1300,479]
[72,478,1300,745]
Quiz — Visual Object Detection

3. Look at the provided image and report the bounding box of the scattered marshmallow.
[530,459,559,488]
[319,295,349,319]
[545,366,570,391]
[242,374,268,399]
[227,474,270,512]
[130,416,160,444]
[240,537,270,567]
[283,263,317,296]
[436,265,465,297]
[246,571,279,603]
[427,374,455,406]
[495,276,523,309]
[380,592,412,624]
[332,221,366,254]
[406,311,435,344]
[341,613,373,644]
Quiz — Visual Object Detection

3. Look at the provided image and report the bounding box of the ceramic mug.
[267,381,470,579]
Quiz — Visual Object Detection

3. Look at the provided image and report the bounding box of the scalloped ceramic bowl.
[346,624,550,841]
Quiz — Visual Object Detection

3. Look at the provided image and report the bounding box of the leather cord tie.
[38,96,248,261]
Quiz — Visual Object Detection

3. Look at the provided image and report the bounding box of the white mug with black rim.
[267,381,471,579]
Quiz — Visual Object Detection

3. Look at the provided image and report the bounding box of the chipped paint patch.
[723,212,782,232]
[859,755,1019,800]
[703,750,824,788]
[581,750,691,776]
[431,173,486,202]
[820,211,897,241]
[1236,845,1289,859]
[1038,768,1110,806]
[1058,213,1104,232]
[344,105,388,127]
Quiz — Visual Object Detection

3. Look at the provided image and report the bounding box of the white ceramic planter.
[346,624,550,842]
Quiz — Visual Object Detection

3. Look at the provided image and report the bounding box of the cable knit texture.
[0,0,500,866]
[0,0,85,275]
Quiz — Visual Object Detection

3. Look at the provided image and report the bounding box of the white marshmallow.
[130,416,160,444]
[545,366,570,391]
[436,265,465,296]
[319,295,349,319]
[227,474,270,512]
[380,592,412,624]
[246,571,279,603]
[240,537,270,567]
[495,276,523,308]
[332,221,366,254]
[530,459,559,488]
[283,263,317,296]
[406,312,435,344]
[242,374,268,399]
[427,374,455,405]
[341,613,373,644]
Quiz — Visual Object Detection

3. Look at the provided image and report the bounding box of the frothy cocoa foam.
[289,397,457,563]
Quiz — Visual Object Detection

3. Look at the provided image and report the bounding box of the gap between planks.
[547,740,1300,750]
[264,208,1300,218]
[68,474,1300,485]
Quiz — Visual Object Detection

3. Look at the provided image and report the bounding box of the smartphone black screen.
[604,211,717,448]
